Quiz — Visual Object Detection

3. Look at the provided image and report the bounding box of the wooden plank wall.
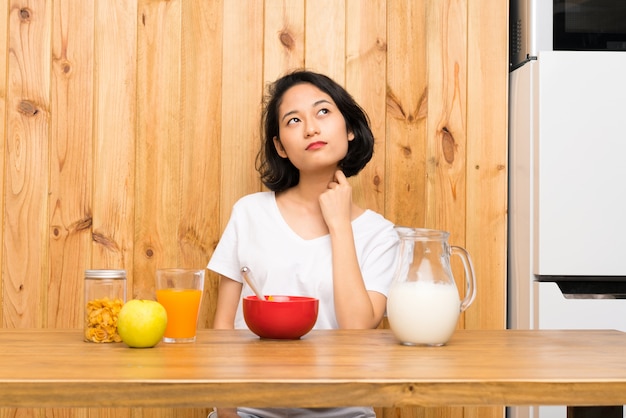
[0,1,508,417]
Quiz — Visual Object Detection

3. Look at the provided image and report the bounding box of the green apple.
[117,299,167,348]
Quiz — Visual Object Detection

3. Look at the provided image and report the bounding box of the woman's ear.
[348,131,355,141]
[273,136,288,158]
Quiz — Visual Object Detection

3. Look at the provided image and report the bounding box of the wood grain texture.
[305,0,345,81]
[4,0,52,329]
[136,0,182,298]
[466,0,508,332]
[346,0,387,214]
[180,0,223,330]
[465,3,509,417]
[0,0,8,329]
[93,0,136,276]
[385,0,428,227]
[2,329,626,408]
[0,0,509,417]
[220,0,264,229]
[48,0,94,329]
[264,0,305,81]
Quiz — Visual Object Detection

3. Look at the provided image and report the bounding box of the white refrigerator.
[508,2,626,418]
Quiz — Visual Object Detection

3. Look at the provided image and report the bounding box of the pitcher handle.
[451,246,477,312]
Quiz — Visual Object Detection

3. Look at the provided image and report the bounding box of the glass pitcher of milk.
[386,227,476,346]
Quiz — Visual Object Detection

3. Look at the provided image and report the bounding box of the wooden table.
[1,328,626,411]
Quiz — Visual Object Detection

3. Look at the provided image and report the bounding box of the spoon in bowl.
[241,267,267,300]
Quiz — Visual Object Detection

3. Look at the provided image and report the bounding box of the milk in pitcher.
[386,280,461,346]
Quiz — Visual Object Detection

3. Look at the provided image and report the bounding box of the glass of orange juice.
[155,268,205,343]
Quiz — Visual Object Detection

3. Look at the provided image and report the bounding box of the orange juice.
[156,288,202,340]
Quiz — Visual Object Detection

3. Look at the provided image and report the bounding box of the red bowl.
[243,295,319,339]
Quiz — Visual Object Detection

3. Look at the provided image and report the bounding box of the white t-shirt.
[207,191,400,330]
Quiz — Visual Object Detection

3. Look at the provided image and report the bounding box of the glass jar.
[84,269,127,343]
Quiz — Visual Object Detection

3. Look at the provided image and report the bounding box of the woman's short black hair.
[256,70,375,192]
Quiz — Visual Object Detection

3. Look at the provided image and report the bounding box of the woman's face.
[273,83,354,174]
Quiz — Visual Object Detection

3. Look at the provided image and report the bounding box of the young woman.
[208,70,399,418]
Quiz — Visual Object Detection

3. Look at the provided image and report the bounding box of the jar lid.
[85,269,127,279]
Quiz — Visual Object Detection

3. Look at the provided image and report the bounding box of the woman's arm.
[327,219,387,329]
[212,276,242,329]
[319,171,386,329]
